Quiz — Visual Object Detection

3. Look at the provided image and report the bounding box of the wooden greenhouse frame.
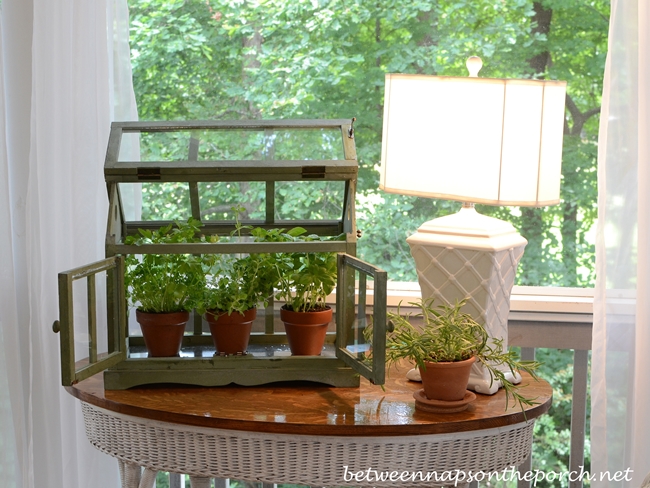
[54,119,387,389]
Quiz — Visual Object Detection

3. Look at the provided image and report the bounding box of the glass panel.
[336,254,387,385]
[117,132,141,162]
[275,180,345,221]
[198,181,266,221]
[118,128,344,162]
[269,129,344,160]
[117,182,142,222]
[56,258,126,385]
[136,131,193,162]
[342,272,372,360]
[138,182,191,221]
[71,271,110,362]
[195,130,266,161]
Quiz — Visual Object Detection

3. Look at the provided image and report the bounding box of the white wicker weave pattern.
[82,402,534,487]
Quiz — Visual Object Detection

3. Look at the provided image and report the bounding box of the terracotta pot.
[204,308,256,355]
[280,305,332,356]
[418,356,477,401]
[136,310,189,358]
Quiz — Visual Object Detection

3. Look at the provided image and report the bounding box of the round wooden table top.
[67,367,552,437]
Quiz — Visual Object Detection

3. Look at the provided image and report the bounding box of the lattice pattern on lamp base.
[407,239,526,395]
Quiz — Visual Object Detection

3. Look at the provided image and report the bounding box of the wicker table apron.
[67,371,552,488]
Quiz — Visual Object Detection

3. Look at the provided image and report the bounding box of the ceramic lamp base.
[468,362,522,395]
[407,206,526,395]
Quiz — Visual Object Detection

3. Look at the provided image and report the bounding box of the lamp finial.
[466,56,483,78]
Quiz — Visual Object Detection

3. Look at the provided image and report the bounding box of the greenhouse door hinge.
[302,166,326,179]
[137,168,161,180]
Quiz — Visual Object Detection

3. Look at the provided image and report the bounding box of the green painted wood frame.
[54,119,388,388]
[53,256,126,385]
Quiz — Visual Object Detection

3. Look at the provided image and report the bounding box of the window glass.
[128,0,608,287]
[275,181,345,221]
[199,182,266,221]
[139,182,191,221]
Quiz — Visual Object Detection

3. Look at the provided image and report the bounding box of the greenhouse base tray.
[102,343,362,389]
[103,358,361,390]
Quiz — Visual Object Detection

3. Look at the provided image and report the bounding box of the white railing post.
[569,349,590,488]
[517,347,537,488]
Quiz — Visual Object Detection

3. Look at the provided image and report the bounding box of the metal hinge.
[302,166,326,179]
[137,167,161,180]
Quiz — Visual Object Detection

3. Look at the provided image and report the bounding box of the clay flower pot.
[280,305,332,356]
[204,308,256,355]
[135,310,190,358]
[418,356,477,401]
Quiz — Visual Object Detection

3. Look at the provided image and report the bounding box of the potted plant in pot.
[199,207,279,356]
[124,218,205,357]
[200,252,276,355]
[381,298,540,413]
[268,229,340,356]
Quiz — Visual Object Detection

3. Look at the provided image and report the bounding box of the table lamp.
[380,57,566,394]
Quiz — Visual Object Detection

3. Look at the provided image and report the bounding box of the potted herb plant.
[124,218,205,357]
[382,298,540,412]
[200,207,278,355]
[267,229,341,356]
[201,252,277,355]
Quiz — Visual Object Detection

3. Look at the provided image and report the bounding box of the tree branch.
[583,106,602,119]
[564,94,582,120]
[565,94,601,136]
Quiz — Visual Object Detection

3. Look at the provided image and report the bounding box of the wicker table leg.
[139,468,157,488]
[117,460,157,488]
[118,460,140,488]
[189,476,212,488]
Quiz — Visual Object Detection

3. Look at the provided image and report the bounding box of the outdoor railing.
[507,296,592,488]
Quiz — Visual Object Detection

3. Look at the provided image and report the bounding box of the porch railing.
[508,310,592,488]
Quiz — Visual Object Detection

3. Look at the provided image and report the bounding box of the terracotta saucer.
[413,389,476,413]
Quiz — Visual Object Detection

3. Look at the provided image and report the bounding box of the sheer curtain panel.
[592,0,650,486]
[0,1,137,487]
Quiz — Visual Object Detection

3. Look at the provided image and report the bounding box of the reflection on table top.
[67,366,552,437]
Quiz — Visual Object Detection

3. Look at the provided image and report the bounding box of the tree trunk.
[519,207,546,285]
[520,2,554,285]
[414,8,438,75]
[529,2,552,77]
[561,98,601,286]
[561,202,578,286]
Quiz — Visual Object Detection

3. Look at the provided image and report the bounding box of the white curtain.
[0,0,137,487]
[592,0,650,486]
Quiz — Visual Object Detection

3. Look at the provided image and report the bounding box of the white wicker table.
[67,371,552,488]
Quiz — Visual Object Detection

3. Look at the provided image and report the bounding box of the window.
[128,0,607,288]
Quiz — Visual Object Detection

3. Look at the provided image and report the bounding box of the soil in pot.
[418,356,477,402]
[204,308,256,355]
[136,310,189,358]
[280,305,332,356]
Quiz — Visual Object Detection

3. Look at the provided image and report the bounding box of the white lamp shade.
[380,73,567,206]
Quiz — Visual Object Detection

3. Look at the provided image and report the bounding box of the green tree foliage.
[130,0,607,287]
